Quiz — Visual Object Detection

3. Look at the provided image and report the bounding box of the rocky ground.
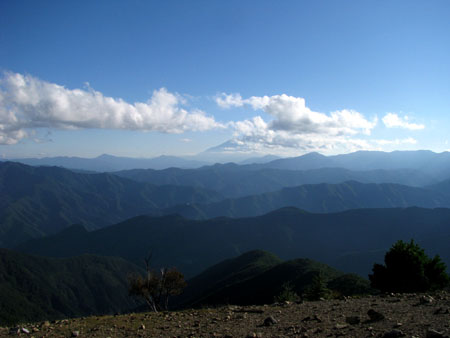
[1,292,450,337]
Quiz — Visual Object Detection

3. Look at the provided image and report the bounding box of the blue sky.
[1,0,450,159]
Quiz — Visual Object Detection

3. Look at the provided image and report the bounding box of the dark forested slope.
[17,207,450,278]
[0,162,222,247]
[0,249,142,325]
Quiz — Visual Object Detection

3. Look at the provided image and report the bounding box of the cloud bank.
[0,72,222,144]
[216,92,379,154]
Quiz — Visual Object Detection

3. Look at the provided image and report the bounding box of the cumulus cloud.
[218,93,377,136]
[0,72,222,145]
[216,93,244,108]
[216,92,378,155]
[382,113,424,130]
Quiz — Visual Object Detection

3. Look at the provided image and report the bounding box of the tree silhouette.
[129,253,186,312]
[369,240,449,293]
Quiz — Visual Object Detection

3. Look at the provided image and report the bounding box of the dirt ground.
[2,291,450,337]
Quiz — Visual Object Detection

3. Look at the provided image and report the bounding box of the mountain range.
[250,150,450,177]
[155,180,450,219]
[4,159,450,248]
[9,154,210,172]
[3,149,450,325]
[9,150,450,178]
[114,165,437,198]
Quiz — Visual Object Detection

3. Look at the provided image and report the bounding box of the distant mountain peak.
[96,154,117,159]
[303,151,324,157]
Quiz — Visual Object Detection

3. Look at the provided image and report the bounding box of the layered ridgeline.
[13,150,450,181]
[176,250,371,308]
[0,249,142,326]
[110,150,450,197]
[247,150,450,176]
[12,154,209,172]
[0,162,222,247]
[156,181,450,219]
[4,160,449,248]
[17,207,450,278]
[114,165,435,198]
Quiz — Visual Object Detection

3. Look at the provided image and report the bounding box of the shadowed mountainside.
[16,207,450,278]
[0,249,142,326]
[177,250,371,308]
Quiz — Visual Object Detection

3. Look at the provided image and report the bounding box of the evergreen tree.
[369,240,449,293]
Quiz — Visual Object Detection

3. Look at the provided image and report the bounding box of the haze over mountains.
[9,154,210,172]
[155,181,450,219]
[114,165,436,198]
[3,150,450,247]
[7,150,450,178]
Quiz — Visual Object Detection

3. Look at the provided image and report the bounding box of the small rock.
[426,329,446,338]
[139,324,145,330]
[433,307,450,315]
[345,316,360,325]
[71,331,80,337]
[420,295,434,305]
[335,323,348,329]
[9,327,20,335]
[301,314,321,322]
[263,316,277,326]
[383,329,405,338]
[368,309,385,322]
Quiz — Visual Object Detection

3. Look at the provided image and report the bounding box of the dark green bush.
[304,273,331,300]
[369,240,449,293]
[274,282,300,303]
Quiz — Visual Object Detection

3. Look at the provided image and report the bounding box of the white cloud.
[382,113,424,130]
[219,93,377,137]
[0,72,223,145]
[216,93,244,108]
[216,92,378,155]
